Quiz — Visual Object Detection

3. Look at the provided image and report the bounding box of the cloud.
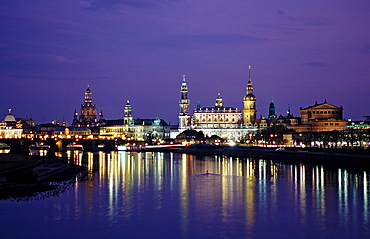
[287,15,330,26]
[0,54,74,70]
[0,54,74,63]
[9,75,109,81]
[361,44,370,54]
[85,0,179,11]
[150,33,278,48]
[302,61,329,67]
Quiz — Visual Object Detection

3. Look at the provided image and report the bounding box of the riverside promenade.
[178,144,370,169]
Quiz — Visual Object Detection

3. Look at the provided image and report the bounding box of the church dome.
[4,109,16,122]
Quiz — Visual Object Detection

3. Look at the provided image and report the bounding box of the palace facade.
[178,67,257,140]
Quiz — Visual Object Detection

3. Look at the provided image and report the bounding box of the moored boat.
[29,142,50,151]
[29,142,50,156]
[0,142,11,154]
[65,142,84,151]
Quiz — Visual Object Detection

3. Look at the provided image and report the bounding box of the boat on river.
[65,142,84,151]
[0,142,11,153]
[29,142,50,156]
[29,142,50,151]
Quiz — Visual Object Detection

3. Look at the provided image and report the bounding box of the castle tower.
[268,97,277,119]
[124,100,133,125]
[215,93,223,108]
[243,66,257,125]
[179,75,190,130]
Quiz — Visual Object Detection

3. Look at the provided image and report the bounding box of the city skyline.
[1,0,369,124]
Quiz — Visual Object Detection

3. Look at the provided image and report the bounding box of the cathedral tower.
[124,100,133,125]
[179,75,190,131]
[243,66,257,125]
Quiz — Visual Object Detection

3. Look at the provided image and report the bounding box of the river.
[0,151,369,238]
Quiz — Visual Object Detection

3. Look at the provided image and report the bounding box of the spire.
[247,65,254,95]
[243,65,257,125]
[179,74,190,130]
[179,74,190,115]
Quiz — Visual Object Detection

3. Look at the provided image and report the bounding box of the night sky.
[1,0,369,125]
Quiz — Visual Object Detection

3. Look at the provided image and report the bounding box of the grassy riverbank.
[0,154,86,200]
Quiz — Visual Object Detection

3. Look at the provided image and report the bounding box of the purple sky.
[1,0,369,125]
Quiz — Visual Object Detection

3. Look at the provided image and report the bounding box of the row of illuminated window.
[313,110,339,114]
[323,123,340,126]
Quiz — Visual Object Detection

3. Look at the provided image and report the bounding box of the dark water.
[1,151,369,239]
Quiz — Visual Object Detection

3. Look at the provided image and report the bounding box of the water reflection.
[58,151,369,237]
[1,151,369,238]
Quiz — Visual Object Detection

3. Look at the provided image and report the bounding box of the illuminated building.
[100,100,170,141]
[289,100,349,132]
[54,127,92,138]
[0,109,24,138]
[72,85,103,127]
[191,94,253,140]
[177,67,257,140]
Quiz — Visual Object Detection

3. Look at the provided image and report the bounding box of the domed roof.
[4,109,16,122]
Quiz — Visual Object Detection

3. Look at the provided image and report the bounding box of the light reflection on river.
[1,151,369,239]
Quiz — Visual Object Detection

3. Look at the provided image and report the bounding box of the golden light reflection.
[59,151,370,235]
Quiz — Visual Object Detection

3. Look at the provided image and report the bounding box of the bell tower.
[179,75,190,131]
[243,66,257,125]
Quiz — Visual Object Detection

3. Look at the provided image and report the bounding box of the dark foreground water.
[1,151,369,239]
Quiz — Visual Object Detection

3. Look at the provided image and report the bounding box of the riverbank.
[0,154,86,200]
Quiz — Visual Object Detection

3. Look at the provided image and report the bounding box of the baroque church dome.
[4,109,16,122]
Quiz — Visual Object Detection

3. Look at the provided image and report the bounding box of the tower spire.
[243,65,257,125]
[179,74,190,131]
